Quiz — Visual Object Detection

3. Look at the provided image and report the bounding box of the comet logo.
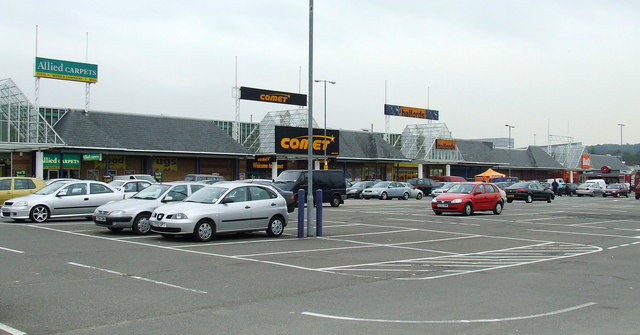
[260,93,290,103]
[280,135,335,151]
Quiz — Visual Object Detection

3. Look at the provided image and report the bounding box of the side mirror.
[221,198,234,204]
[56,190,68,197]
[162,196,174,202]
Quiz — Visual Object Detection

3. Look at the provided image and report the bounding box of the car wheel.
[636,194,640,200]
[462,203,473,216]
[614,194,620,198]
[161,234,175,239]
[107,227,123,232]
[577,194,583,197]
[602,194,607,198]
[29,205,50,223]
[402,192,409,200]
[330,195,341,207]
[193,220,215,242]
[416,193,423,200]
[507,199,513,203]
[493,202,503,215]
[547,195,552,203]
[132,213,152,235]
[380,192,388,200]
[434,211,443,215]
[525,194,533,203]
[266,215,285,237]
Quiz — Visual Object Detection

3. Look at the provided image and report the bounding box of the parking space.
[2,195,640,334]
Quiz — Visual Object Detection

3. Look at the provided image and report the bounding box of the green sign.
[35,57,98,83]
[82,153,102,161]
[43,153,81,169]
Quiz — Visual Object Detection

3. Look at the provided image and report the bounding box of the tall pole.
[617,123,625,149]
[307,0,314,237]
[505,124,515,176]
[314,79,335,169]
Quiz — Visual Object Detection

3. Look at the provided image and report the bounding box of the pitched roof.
[456,140,563,169]
[588,154,629,171]
[338,131,408,162]
[54,110,249,156]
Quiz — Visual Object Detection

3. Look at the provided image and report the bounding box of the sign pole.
[307,0,315,237]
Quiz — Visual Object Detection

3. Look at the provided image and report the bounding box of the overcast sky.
[3,1,639,147]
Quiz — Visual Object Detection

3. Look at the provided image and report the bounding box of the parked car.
[346,180,377,199]
[273,169,346,207]
[45,178,77,185]
[603,183,629,198]
[94,182,207,234]
[504,181,553,203]
[184,174,227,183]
[231,179,295,213]
[113,174,157,183]
[433,176,466,182]
[583,179,607,190]
[406,178,436,195]
[493,182,514,190]
[149,182,288,242]
[401,182,424,200]
[430,182,458,197]
[1,180,123,223]
[108,179,153,199]
[361,181,411,200]
[576,182,604,197]
[563,183,578,196]
[0,177,48,205]
[431,182,504,216]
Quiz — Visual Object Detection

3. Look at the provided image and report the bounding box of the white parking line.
[0,246,24,254]
[302,302,597,324]
[529,229,640,239]
[67,262,207,294]
[0,322,26,335]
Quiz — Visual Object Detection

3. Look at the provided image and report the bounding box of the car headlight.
[173,213,188,220]
[431,198,437,203]
[13,201,29,207]
[451,199,462,204]
[109,210,126,216]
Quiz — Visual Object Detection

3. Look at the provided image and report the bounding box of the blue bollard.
[297,189,305,238]
[316,189,323,237]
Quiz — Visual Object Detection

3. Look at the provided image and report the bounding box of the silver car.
[94,182,206,234]
[361,181,412,200]
[1,180,123,223]
[149,182,288,242]
[400,182,424,200]
[108,179,153,199]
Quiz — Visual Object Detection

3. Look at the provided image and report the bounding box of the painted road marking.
[0,322,26,335]
[0,246,24,254]
[68,262,207,294]
[302,302,597,324]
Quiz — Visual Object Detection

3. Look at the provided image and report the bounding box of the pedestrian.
[552,180,559,195]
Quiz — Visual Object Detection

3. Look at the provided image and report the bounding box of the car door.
[217,186,252,232]
[247,186,280,229]
[87,183,122,214]
[51,182,89,216]
[472,184,489,210]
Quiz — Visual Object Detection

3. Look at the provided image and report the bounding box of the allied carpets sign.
[240,86,307,106]
[43,153,81,169]
[35,57,98,83]
[275,126,339,156]
[435,139,457,150]
[384,104,439,120]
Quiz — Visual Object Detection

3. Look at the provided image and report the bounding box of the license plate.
[95,216,106,222]
[437,204,448,208]
[507,194,515,198]
[151,221,166,227]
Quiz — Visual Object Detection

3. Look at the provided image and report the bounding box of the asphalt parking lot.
[2,195,640,335]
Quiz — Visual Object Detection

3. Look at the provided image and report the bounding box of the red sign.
[580,155,592,169]
[600,166,611,173]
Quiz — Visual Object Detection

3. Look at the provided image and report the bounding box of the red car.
[431,182,504,216]
[603,183,629,198]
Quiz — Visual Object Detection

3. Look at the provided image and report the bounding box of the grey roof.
[54,110,249,156]
[456,140,564,169]
[588,154,629,171]
[338,131,408,162]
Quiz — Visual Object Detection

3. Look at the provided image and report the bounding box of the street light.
[314,79,336,169]
[618,123,625,148]
[505,124,515,176]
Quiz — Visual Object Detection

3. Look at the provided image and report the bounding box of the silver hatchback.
[94,182,206,234]
[149,182,288,242]
[2,180,123,223]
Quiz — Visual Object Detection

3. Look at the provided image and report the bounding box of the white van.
[584,179,606,189]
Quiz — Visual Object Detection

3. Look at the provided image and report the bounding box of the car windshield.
[185,186,228,203]
[351,181,370,187]
[447,183,475,194]
[131,184,172,199]
[275,171,302,182]
[608,184,621,189]
[35,182,67,195]
[579,183,595,188]
[509,182,530,189]
[108,181,125,188]
[372,182,391,188]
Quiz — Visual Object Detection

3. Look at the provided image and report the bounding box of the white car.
[1,180,123,223]
[94,182,206,234]
[150,182,288,242]
[430,182,458,197]
[108,179,153,199]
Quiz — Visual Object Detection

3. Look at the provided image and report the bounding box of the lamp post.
[505,124,515,176]
[314,79,336,169]
[617,123,625,148]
